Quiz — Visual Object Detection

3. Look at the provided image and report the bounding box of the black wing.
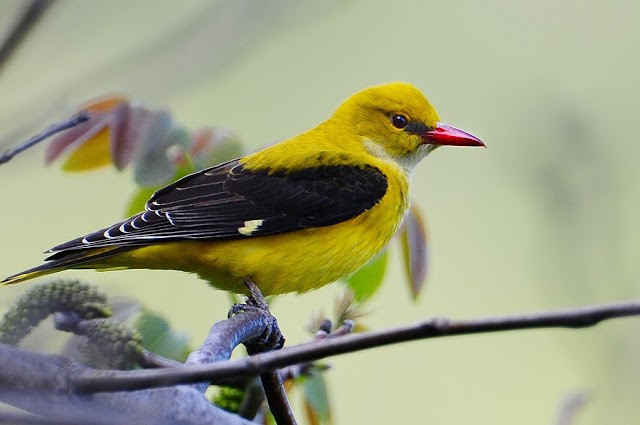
[50,158,388,252]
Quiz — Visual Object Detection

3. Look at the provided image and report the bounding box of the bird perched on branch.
[3,82,484,295]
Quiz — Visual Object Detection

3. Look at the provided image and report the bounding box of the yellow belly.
[112,211,397,295]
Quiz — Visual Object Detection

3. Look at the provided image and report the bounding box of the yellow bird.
[3,82,484,295]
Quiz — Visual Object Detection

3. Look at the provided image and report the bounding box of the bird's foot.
[228,278,285,354]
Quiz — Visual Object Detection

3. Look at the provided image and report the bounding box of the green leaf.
[303,367,332,425]
[344,250,388,302]
[125,164,195,216]
[133,112,183,187]
[192,129,244,170]
[125,186,157,216]
[212,387,245,413]
[134,311,190,362]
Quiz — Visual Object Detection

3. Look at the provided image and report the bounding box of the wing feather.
[49,157,388,254]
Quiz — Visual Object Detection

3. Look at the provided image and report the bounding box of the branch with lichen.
[0,279,639,424]
[0,280,276,424]
[65,299,640,395]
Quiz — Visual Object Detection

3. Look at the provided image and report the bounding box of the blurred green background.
[1,0,639,423]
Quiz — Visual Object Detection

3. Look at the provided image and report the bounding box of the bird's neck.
[362,139,428,177]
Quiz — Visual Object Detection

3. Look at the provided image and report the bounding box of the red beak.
[422,123,485,147]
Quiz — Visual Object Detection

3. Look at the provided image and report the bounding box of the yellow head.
[331,82,484,171]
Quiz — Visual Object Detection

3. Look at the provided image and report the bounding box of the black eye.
[390,114,409,129]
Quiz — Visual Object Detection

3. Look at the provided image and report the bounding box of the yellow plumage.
[3,82,483,295]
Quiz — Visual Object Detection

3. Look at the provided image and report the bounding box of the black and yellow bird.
[3,82,484,294]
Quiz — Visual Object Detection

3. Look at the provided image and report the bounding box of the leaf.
[212,387,244,414]
[303,367,332,425]
[82,94,129,114]
[111,103,144,170]
[125,155,198,216]
[344,250,388,302]
[47,94,129,170]
[132,110,181,187]
[134,311,190,362]
[400,204,429,301]
[61,127,113,171]
[125,186,158,216]
[191,127,244,169]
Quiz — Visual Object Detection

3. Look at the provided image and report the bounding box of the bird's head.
[332,82,484,171]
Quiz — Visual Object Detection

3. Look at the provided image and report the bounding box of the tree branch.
[239,278,296,425]
[71,299,640,393]
[0,301,276,424]
[0,344,254,425]
[0,0,54,75]
[0,112,89,164]
[256,371,295,425]
[3,297,636,423]
[554,391,590,425]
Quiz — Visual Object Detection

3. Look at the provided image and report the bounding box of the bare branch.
[0,0,54,74]
[72,300,640,393]
[554,391,590,425]
[257,371,296,425]
[0,112,90,164]
[140,349,183,368]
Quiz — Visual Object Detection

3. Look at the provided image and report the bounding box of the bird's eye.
[390,114,409,129]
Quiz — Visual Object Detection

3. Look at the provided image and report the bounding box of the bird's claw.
[227,278,285,353]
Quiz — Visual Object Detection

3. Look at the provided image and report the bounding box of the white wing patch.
[238,219,264,236]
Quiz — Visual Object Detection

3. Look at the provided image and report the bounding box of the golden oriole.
[3,82,484,295]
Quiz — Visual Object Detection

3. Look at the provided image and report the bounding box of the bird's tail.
[2,246,128,285]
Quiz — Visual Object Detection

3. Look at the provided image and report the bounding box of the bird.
[3,82,484,295]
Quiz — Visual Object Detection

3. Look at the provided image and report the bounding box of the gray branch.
[72,299,640,392]
[2,299,639,424]
[0,308,275,424]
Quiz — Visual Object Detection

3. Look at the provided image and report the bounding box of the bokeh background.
[1,0,639,423]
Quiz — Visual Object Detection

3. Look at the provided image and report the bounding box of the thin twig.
[0,0,55,74]
[237,378,265,420]
[71,299,640,393]
[554,391,590,425]
[258,371,296,425]
[139,349,183,368]
[0,112,90,164]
